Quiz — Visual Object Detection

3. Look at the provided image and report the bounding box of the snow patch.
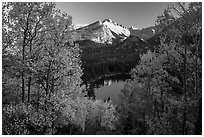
[74,24,88,29]
[141,38,145,42]
[103,20,130,37]
[152,29,155,34]
[129,26,140,30]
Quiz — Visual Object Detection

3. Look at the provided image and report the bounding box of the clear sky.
[56,2,170,29]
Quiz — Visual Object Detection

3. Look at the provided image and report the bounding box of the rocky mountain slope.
[74,18,163,80]
[74,19,130,44]
[73,18,162,45]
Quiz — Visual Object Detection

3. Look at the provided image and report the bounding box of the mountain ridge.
[74,18,130,44]
[73,18,162,44]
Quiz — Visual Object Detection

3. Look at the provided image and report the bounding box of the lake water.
[83,73,131,104]
[94,80,126,104]
[82,60,134,104]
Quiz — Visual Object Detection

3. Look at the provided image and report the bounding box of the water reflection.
[103,79,112,86]
[82,59,137,104]
[95,80,126,104]
[84,73,131,104]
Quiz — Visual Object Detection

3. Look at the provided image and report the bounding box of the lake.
[84,73,131,104]
[95,80,126,104]
[82,58,136,104]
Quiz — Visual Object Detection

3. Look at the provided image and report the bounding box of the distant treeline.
[82,56,139,83]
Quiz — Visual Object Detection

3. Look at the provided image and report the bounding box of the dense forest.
[2,2,202,135]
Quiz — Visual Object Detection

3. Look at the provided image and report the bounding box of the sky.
[56,2,170,29]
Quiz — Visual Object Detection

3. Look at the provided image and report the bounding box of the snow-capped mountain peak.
[102,18,130,37]
[75,19,130,44]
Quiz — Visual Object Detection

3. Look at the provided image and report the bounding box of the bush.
[2,103,30,135]
[2,96,119,135]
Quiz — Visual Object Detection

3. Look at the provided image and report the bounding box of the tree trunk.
[182,34,188,135]
[21,12,31,103]
[193,29,201,135]
[22,34,26,103]
[50,77,54,97]
[46,75,49,96]
[182,106,187,134]
[69,125,73,135]
[46,62,51,96]
[27,77,31,103]
[27,39,32,104]
[195,31,202,135]
[21,73,25,103]
[194,97,202,135]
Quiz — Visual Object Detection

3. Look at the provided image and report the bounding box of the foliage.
[2,96,118,135]
[2,103,30,135]
[2,2,201,135]
[86,99,118,131]
[118,39,193,134]
[118,2,202,135]
[2,2,119,135]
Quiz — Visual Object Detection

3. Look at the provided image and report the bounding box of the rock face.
[75,19,130,44]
